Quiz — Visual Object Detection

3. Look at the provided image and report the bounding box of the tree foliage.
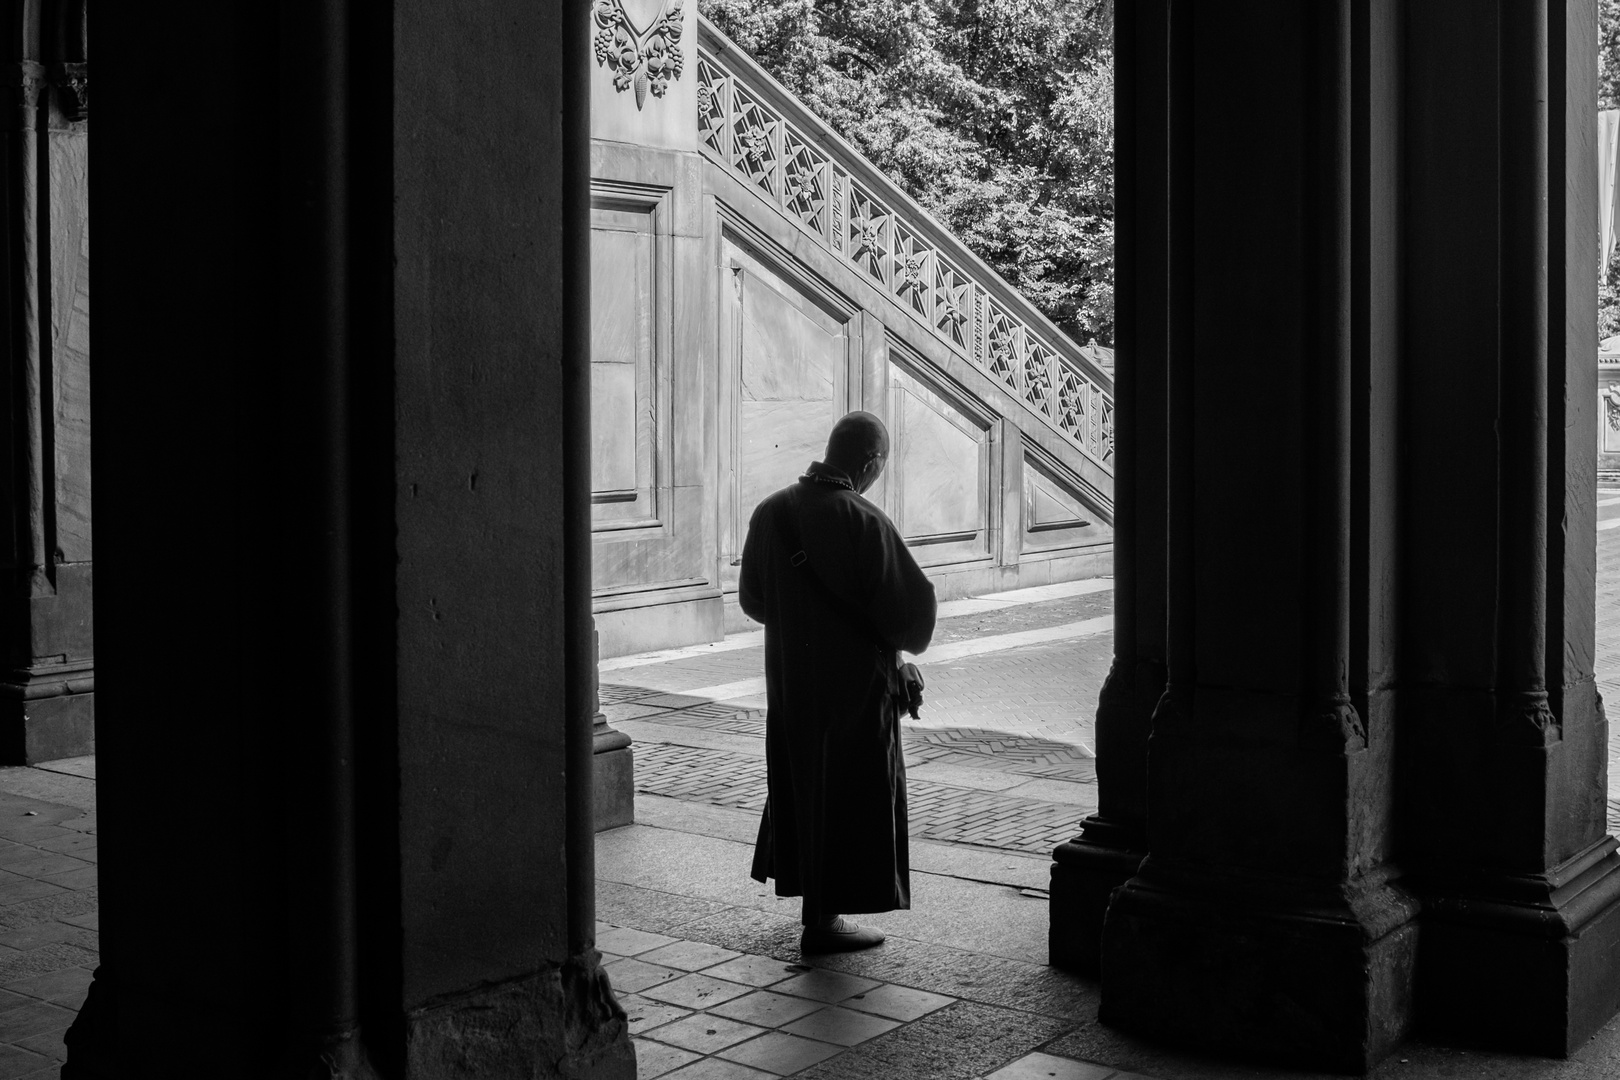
[1600,1,1620,340]
[700,0,1116,344]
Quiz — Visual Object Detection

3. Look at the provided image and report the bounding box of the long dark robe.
[739,462,937,915]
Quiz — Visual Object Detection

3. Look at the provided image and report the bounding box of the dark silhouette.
[739,411,937,953]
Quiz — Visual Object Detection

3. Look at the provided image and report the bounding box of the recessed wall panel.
[1023,450,1113,553]
[591,205,660,529]
[721,244,852,579]
[889,358,991,566]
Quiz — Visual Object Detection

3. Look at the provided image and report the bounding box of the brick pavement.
[633,741,1096,857]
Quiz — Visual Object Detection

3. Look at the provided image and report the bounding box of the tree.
[700,0,1116,345]
[1600,1,1620,340]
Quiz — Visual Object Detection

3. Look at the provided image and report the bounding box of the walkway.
[10,534,1620,1074]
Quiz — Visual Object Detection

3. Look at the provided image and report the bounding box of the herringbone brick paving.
[632,741,1095,856]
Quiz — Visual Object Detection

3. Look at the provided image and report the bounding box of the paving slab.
[645,1013,770,1054]
[640,973,755,1010]
[773,970,881,1004]
[985,1051,1117,1080]
[0,774,92,814]
[638,940,744,972]
[781,1006,898,1046]
[29,760,93,781]
[717,1029,844,1073]
[662,1056,777,1079]
[620,993,694,1036]
[0,1043,51,1078]
[602,957,685,995]
[709,989,828,1028]
[794,1000,1074,1080]
[634,1037,702,1079]
[841,983,955,1022]
[597,925,679,958]
[700,954,803,989]
[596,879,731,934]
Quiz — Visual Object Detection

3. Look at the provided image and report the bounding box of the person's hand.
[899,662,925,719]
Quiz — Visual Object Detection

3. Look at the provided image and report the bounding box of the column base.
[593,727,634,832]
[0,673,94,765]
[1415,839,1620,1056]
[407,954,635,1078]
[1100,860,1419,1074]
[1049,816,1146,974]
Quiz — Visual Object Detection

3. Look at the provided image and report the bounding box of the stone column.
[1098,3,1418,1071]
[0,0,91,765]
[1400,0,1620,1055]
[1048,0,1170,973]
[64,0,633,1074]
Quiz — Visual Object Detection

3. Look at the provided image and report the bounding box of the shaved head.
[824,411,890,492]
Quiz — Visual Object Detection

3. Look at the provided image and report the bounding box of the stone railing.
[695,20,1114,474]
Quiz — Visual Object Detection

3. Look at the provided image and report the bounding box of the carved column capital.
[51,62,86,122]
[1495,689,1560,747]
[0,62,45,132]
[1300,695,1366,753]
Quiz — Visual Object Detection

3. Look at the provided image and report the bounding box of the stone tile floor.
[601,923,1152,1080]
[0,758,96,1079]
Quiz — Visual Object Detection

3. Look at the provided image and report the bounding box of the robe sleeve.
[738,501,768,623]
[855,510,937,655]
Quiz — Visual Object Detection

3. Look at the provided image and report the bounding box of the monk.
[739,411,937,953]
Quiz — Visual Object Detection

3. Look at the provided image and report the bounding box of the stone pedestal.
[1049,817,1142,973]
[592,629,635,831]
[594,727,634,832]
[1050,666,1151,974]
[1102,863,1418,1073]
[1415,839,1620,1056]
[0,666,93,764]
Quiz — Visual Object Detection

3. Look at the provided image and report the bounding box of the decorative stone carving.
[1603,385,1620,431]
[52,62,86,122]
[1024,339,1054,417]
[593,0,684,110]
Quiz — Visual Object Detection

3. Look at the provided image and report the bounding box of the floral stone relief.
[594,0,685,110]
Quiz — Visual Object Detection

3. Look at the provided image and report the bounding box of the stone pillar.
[63,0,632,1075]
[1098,3,1418,1071]
[0,0,92,765]
[1048,0,1169,973]
[1400,0,1620,1056]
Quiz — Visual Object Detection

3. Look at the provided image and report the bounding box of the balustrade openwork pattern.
[696,46,1114,471]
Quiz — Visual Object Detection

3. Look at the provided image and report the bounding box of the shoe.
[800,915,885,954]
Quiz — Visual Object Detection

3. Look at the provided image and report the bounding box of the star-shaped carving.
[852,212,883,261]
